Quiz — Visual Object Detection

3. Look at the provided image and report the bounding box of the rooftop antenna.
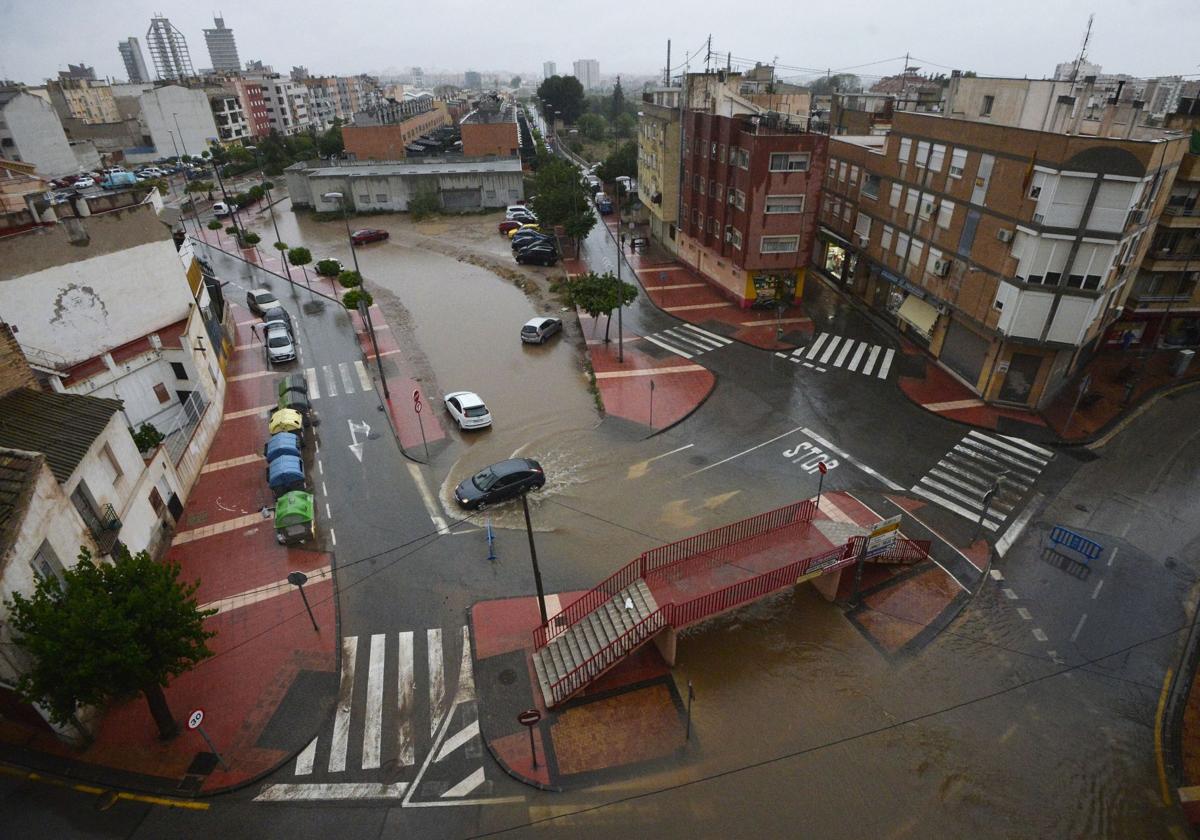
[1070,13,1095,82]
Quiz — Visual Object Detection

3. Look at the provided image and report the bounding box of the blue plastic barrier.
[1049,525,1103,564]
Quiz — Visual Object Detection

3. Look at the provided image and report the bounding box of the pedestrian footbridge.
[531,499,929,708]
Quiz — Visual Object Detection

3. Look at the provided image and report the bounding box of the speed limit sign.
[187,709,204,730]
[412,389,422,413]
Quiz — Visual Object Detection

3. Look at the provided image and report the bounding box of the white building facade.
[139,85,219,159]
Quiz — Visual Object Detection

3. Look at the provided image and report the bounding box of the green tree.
[808,73,862,95]
[536,75,586,123]
[225,225,239,237]
[131,422,164,452]
[240,231,261,247]
[316,122,344,159]
[614,113,636,139]
[207,220,223,231]
[408,190,440,220]
[596,140,638,183]
[5,546,216,740]
[610,77,626,121]
[288,246,313,286]
[337,270,363,288]
[510,76,522,88]
[566,271,638,342]
[577,113,608,141]
[314,258,342,277]
[342,288,373,310]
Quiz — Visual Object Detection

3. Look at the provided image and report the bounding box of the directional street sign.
[864,514,903,558]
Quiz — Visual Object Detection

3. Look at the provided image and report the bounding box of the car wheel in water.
[476,501,487,511]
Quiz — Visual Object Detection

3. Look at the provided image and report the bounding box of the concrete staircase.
[532,580,659,707]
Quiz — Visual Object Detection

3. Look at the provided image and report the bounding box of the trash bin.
[1172,349,1195,377]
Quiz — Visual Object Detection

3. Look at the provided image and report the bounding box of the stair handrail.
[548,607,670,705]
[533,499,816,649]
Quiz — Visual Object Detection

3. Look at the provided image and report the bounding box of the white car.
[212,201,236,217]
[505,206,536,222]
[520,316,563,344]
[443,391,492,430]
[264,321,296,365]
[73,176,96,189]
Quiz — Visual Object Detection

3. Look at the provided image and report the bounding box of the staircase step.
[531,650,552,706]
[635,579,659,615]
[594,605,619,643]
[563,630,585,668]
[577,617,600,659]
[547,640,569,679]
[554,636,579,673]
[604,600,630,636]
[538,646,561,687]
[588,611,613,649]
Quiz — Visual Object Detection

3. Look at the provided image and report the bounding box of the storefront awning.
[897,294,939,337]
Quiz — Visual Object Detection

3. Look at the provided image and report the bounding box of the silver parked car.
[264,321,296,365]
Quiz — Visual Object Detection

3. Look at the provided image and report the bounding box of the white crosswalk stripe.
[780,333,895,379]
[910,431,1053,531]
[266,626,495,805]
[641,323,732,360]
[303,363,375,401]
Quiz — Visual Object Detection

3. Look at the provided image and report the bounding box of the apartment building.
[679,109,827,306]
[302,77,341,131]
[209,91,249,143]
[45,77,120,125]
[343,99,451,160]
[230,77,270,138]
[118,37,150,84]
[139,84,219,159]
[815,110,1188,409]
[460,95,518,157]
[0,88,78,177]
[572,60,599,92]
[251,75,311,136]
[202,16,241,74]
[637,87,682,254]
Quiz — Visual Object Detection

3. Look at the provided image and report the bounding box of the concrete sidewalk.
[0,309,337,797]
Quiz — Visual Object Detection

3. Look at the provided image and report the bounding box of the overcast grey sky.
[2,0,1197,86]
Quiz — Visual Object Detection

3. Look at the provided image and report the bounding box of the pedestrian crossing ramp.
[775,332,895,379]
[910,431,1054,532]
[641,323,732,360]
[303,361,375,400]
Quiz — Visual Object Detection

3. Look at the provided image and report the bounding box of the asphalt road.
[8,162,1198,837]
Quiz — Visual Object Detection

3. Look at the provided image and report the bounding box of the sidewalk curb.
[1162,588,1200,806]
[641,370,718,440]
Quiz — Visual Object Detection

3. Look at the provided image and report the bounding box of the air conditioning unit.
[932,259,951,276]
[997,229,1014,243]
[1033,213,1045,224]
[856,234,869,247]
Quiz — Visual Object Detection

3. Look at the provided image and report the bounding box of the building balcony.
[1161,205,1200,228]
[88,503,123,554]
[1142,251,1200,271]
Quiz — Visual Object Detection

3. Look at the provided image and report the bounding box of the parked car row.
[510,224,559,266]
[247,288,297,365]
[265,376,316,545]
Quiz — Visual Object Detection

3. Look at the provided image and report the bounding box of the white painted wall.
[1,239,193,367]
[0,92,78,177]
[139,86,219,159]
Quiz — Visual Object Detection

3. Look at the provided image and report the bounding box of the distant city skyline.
[1,1,1197,87]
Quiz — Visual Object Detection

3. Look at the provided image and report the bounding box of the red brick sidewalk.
[0,310,337,795]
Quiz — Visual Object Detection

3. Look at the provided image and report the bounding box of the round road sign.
[818,461,827,475]
[187,709,204,730]
[516,709,542,727]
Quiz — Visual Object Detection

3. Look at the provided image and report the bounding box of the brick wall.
[0,323,40,397]
[344,109,451,160]
[461,121,519,157]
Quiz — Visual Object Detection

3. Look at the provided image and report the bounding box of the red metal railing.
[533,499,816,649]
[548,608,670,705]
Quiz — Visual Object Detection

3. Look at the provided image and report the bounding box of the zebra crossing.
[303,361,375,400]
[641,323,733,360]
[774,332,895,379]
[910,430,1054,532]
[255,626,512,805]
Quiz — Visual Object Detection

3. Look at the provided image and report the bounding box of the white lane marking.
[294,738,317,776]
[958,437,1042,478]
[819,336,842,365]
[996,494,1041,557]
[801,427,904,491]
[405,462,449,532]
[910,485,1001,531]
[305,367,321,399]
[1092,579,1104,599]
[1107,546,1119,567]
[325,502,332,520]
[917,477,1003,521]
[832,339,855,368]
[805,332,830,360]
[847,342,867,372]
[339,362,357,394]
[321,481,327,496]
[454,624,475,703]
[1016,607,1032,620]
[323,364,339,397]
[1033,628,1048,642]
[863,345,881,375]
[362,633,386,770]
[254,782,409,802]
[642,334,693,359]
[876,348,895,379]
[649,443,694,463]
[680,323,732,344]
[428,628,445,737]
[1003,588,1018,600]
[329,528,336,546]
[664,328,717,352]
[966,430,1050,466]
[998,433,1055,459]
[355,360,374,391]
[441,767,486,799]
[329,636,358,773]
[1070,614,1088,643]
[435,719,480,763]
[686,426,805,476]
[397,631,415,767]
[989,569,1004,581]
[318,460,325,475]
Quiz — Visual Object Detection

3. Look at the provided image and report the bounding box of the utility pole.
[616,240,625,362]
[665,39,671,86]
[705,35,712,73]
[521,492,549,628]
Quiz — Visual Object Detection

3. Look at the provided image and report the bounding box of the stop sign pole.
[187,709,229,771]
[816,461,827,512]
[413,389,429,461]
[517,709,542,769]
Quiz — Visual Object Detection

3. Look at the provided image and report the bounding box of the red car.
[351,228,389,245]
[499,220,523,235]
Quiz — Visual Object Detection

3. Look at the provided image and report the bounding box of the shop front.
[815,229,858,289]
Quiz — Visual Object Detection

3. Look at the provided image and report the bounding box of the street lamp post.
[324,191,390,399]
[246,145,291,286]
[209,151,245,241]
[520,491,549,628]
[172,112,189,158]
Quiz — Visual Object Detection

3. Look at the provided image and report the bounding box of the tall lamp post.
[324,191,390,399]
[246,145,291,286]
[209,150,245,241]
